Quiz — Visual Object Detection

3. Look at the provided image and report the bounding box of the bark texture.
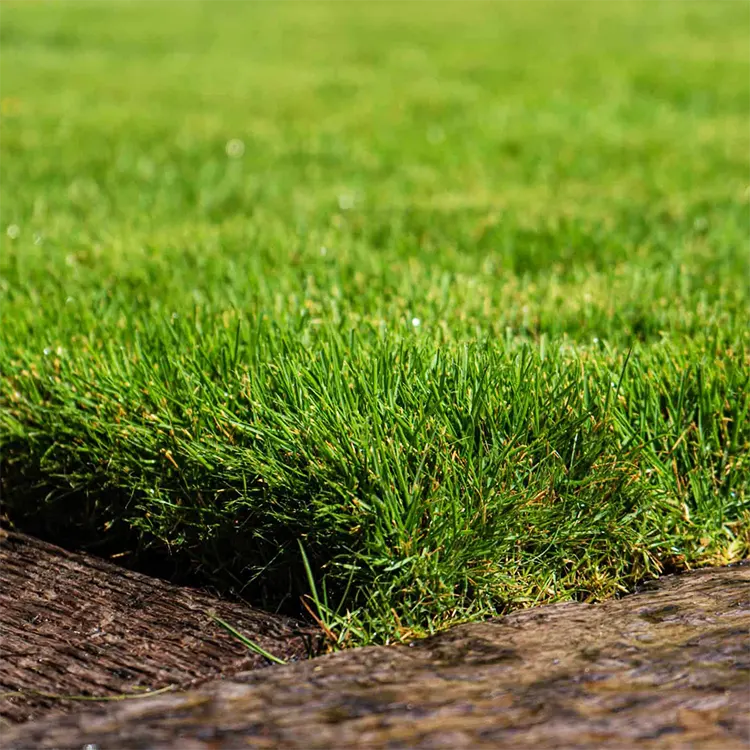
[3,553,748,749]
[0,531,317,726]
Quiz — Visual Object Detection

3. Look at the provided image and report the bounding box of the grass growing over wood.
[1,1,748,645]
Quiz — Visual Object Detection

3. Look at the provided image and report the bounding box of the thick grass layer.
[1,1,749,644]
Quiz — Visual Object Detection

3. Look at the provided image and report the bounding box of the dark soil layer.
[0,531,318,726]
[3,559,748,750]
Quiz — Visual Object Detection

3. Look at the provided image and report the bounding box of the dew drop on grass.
[693,216,708,233]
[226,138,245,158]
[338,193,355,210]
[6,224,20,239]
[411,317,421,328]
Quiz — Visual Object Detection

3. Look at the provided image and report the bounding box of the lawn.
[1,0,748,646]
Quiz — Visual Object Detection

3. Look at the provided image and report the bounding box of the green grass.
[1,1,748,646]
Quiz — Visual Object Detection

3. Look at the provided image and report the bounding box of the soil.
[0,531,319,726]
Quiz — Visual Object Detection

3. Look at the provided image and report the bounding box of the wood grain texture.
[3,559,748,749]
[0,532,317,725]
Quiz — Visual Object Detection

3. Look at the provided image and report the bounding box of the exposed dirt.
[0,531,318,726]
[3,551,748,749]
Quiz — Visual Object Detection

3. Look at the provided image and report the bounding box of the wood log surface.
[0,531,317,726]
[1,531,748,749]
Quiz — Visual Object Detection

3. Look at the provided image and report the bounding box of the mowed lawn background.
[1,1,748,644]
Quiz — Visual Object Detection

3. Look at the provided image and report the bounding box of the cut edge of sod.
[3,334,748,646]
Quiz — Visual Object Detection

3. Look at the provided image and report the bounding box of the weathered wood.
[3,559,748,749]
[0,531,317,725]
